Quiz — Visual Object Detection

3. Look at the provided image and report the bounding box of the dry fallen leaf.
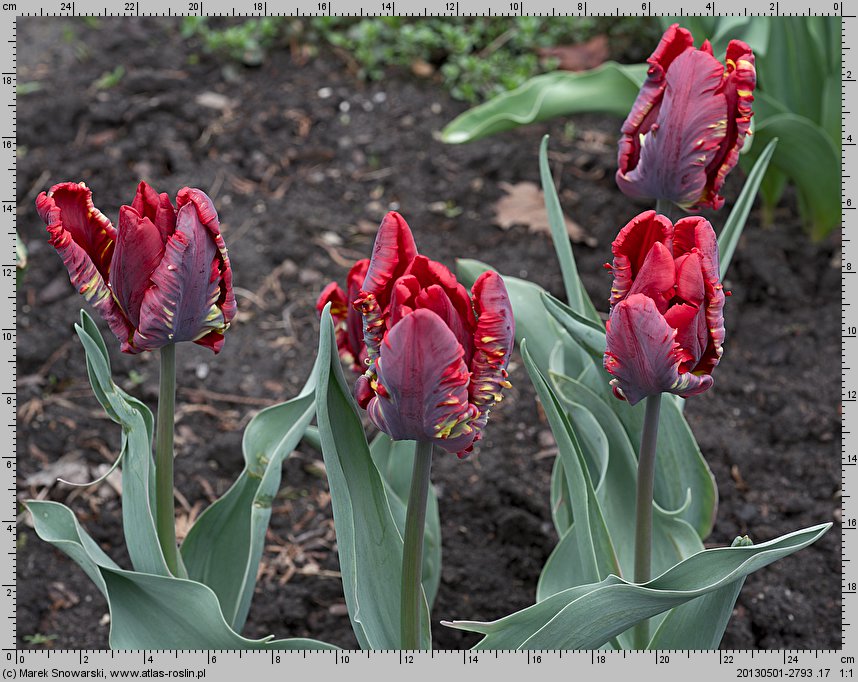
[537,35,610,72]
[494,181,596,246]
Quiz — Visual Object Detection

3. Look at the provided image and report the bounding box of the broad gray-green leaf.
[647,573,743,648]
[610,387,717,540]
[27,500,334,650]
[441,62,646,144]
[522,340,620,587]
[544,372,702,597]
[719,137,778,279]
[369,434,442,609]
[539,135,600,324]
[181,385,317,632]
[446,523,830,650]
[74,311,168,577]
[316,306,431,649]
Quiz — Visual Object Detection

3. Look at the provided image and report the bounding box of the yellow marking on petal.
[736,59,753,70]
[737,89,753,97]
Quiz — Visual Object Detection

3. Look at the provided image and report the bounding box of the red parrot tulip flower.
[343,211,514,458]
[616,23,756,211]
[37,181,236,354]
[603,210,725,405]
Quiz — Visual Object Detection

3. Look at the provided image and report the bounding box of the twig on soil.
[19,338,73,388]
[21,170,50,207]
[178,386,275,407]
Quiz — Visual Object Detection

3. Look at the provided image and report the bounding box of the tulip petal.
[133,200,224,352]
[626,241,675,313]
[131,181,176,243]
[388,274,422,327]
[111,206,166,328]
[37,182,116,279]
[699,40,756,210]
[616,24,695,189]
[317,281,353,368]
[317,259,371,373]
[345,259,370,370]
[609,210,673,307]
[673,216,725,374]
[466,271,515,454]
[673,251,705,306]
[176,188,237,331]
[414,284,474,362]
[361,211,418,309]
[36,183,133,348]
[604,293,712,405]
[663,301,707,370]
[365,308,478,456]
[404,255,477,333]
[620,49,728,207]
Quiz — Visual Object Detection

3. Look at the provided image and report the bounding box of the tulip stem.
[400,440,433,650]
[155,343,179,576]
[633,393,662,649]
[656,199,677,222]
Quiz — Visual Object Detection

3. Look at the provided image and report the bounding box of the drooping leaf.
[445,523,830,650]
[316,305,431,649]
[74,310,169,577]
[441,62,646,144]
[27,500,335,650]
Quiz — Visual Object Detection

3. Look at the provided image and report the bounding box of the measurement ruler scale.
[4,2,852,679]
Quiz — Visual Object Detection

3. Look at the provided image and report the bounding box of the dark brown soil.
[15,17,841,650]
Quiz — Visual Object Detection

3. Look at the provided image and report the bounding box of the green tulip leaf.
[181,375,318,632]
[522,340,620,587]
[27,500,334,650]
[547,371,703,585]
[445,523,830,650]
[611,390,717,540]
[316,306,431,649]
[74,310,169,578]
[441,62,646,144]
[646,535,753,649]
[539,135,601,324]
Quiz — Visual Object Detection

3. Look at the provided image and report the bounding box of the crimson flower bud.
[604,210,725,405]
[37,181,236,354]
[616,24,756,211]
